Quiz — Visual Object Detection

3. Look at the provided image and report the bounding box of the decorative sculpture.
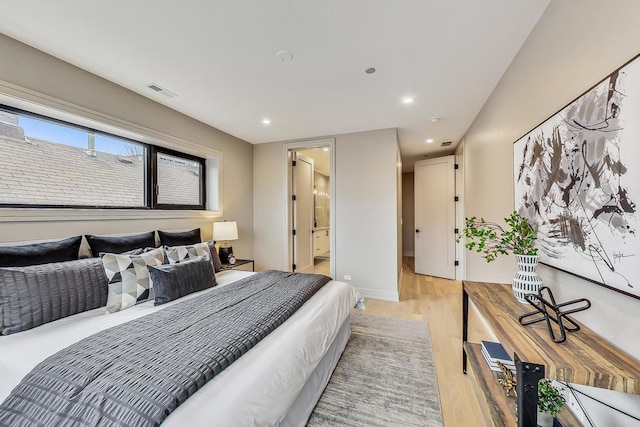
[497,361,517,397]
[518,287,591,343]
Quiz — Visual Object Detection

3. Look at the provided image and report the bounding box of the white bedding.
[0,270,359,426]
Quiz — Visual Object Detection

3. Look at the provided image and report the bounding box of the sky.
[18,115,142,156]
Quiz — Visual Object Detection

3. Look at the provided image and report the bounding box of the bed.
[0,269,360,426]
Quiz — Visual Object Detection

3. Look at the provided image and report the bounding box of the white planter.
[512,254,543,303]
[536,410,553,427]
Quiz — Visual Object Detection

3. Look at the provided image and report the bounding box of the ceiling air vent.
[441,141,452,147]
[146,83,177,98]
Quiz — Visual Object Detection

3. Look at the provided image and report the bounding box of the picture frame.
[513,53,640,300]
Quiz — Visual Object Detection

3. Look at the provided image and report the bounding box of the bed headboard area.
[0,226,212,258]
[0,213,220,248]
[0,228,225,336]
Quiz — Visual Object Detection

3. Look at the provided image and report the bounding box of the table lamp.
[213,221,238,264]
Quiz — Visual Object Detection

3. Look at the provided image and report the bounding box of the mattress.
[0,270,359,426]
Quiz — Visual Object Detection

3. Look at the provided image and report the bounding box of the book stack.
[481,340,515,373]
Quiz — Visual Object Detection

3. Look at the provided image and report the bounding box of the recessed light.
[262,118,271,125]
[402,96,415,104]
[365,67,376,74]
[429,117,441,122]
[426,138,434,144]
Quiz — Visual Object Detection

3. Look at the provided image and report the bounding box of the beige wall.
[254,128,400,301]
[402,173,415,256]
[463,1,640,423]
[0,34,253,258]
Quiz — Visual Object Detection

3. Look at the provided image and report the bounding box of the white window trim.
[0,80,223,221]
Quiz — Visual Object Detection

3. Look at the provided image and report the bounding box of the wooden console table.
[462,280,640,427]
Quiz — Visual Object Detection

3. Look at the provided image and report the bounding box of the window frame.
[0,104,207,211]
[150,146,206,210]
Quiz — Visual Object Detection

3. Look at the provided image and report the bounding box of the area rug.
[307,313,443,427]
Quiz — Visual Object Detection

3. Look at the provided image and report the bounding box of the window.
[153,148,205,209]
[0,105,206,210]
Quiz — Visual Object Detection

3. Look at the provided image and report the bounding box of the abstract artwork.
[514,54,639,299]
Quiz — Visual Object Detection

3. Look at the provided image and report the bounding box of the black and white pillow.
[165,242,211,264]
[165,241,223,273]
[101,247,165,314]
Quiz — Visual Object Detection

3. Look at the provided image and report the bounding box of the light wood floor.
[353,257,492,427]
[312,257,330,276]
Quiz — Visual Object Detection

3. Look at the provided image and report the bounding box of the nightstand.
[219,259,254,271]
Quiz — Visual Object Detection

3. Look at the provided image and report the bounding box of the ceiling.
[0,1,549,172]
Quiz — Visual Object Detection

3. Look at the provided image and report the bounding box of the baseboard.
[402,251,414,257]
[357,287,399,302]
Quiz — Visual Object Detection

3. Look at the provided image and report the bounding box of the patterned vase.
[512,254,543,303]
[536,410,554,427]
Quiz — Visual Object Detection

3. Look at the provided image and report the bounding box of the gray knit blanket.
[0,270,331,427]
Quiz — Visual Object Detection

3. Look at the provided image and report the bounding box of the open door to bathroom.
[286,141,333,277]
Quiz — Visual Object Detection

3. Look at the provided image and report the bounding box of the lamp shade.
[212,221,238,241]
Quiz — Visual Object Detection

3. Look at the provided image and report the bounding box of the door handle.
[415,229,420,233]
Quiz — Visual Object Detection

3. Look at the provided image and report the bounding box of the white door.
[292,154,314,273]
[414,156,455,279]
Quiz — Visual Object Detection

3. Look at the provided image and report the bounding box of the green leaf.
[459,211,537,262]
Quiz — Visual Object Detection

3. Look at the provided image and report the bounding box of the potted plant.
[460,210,541,303]
[537,379,566,427]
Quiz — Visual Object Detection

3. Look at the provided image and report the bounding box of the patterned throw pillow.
[165,242,223,273]
[101,247,165,314]
[165,242,211,264]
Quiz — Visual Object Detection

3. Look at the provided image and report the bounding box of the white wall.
[463,1,640,424]
[0,34,253,258]
[254,128,400,301]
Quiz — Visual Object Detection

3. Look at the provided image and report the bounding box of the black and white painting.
[514,54,639,299]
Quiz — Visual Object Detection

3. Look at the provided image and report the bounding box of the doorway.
[285,139,335,277]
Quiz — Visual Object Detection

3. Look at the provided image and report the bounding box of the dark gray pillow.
[0,236,82,267]
[206,240,223,273]
[0,258,109,335]
[86,231,156,257]
[157,228,201,246]
[148,256,217,306]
